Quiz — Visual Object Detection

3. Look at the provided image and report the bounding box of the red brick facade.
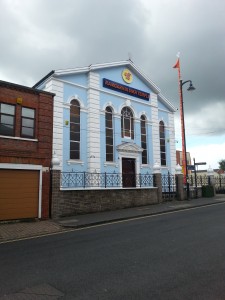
[0,80,54,219]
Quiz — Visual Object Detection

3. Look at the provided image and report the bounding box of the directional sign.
[187,165,195,170]
[195,162,206,166]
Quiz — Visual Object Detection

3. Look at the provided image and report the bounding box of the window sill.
[104,162,118,167]
[0,135,38,142]
[141,164,151,168]
[121,138,134,142]
[67,160,84,166]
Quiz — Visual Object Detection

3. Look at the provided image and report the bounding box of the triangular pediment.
[33,60,176,112]
[34,60,160,93]
[116,142,143,154]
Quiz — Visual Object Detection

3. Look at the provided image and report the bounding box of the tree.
[218,159,225,171]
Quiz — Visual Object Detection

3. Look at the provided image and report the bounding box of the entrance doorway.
[122,158,136,187]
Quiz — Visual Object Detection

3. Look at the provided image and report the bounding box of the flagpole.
[173,55,187,184]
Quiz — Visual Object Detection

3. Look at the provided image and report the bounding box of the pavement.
[1,195,225,244]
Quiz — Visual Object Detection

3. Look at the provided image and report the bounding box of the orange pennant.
[173,59,180,69]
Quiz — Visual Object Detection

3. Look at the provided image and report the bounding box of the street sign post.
[192,159,207,198]
[187,165,195,171]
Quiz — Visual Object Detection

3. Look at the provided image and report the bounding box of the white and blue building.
[34,60,177,188]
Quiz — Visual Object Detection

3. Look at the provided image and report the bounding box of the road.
[0,203,225,299]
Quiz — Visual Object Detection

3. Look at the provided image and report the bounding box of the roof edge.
[53,60,161,94]
[32,61,176,112]
[158,94,177,112]
[0,79,55,96]
[32,70,55,88]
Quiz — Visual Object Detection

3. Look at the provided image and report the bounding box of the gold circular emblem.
[122,69,133,84]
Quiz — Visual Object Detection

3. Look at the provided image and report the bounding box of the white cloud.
[186,102,225,135]
[175,101,225,140]
[188,142,225,169]
[174,101,225,169]
[0,0,225,160]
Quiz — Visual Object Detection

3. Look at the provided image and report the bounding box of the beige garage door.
[0,169,39,221]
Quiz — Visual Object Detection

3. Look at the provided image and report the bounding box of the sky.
[1,0,225,169]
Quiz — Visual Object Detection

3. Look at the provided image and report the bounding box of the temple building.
[34,60,177,188]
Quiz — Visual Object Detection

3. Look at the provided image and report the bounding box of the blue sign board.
[103,78,150,101]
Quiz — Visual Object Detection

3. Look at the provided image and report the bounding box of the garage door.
[0,169,39,221]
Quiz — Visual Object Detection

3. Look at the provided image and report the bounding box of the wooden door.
[122,158,136,187]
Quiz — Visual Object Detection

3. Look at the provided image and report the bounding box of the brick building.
[0,80,54,221]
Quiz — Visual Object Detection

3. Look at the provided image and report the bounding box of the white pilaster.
[168,113,176,174]
[45,79,64,166]
[151,94,160,165]
[87,72,101,172]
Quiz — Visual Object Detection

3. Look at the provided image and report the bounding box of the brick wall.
[0,87,53,162]
[0,81,54,219]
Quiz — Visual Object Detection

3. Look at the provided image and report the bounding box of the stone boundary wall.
[51,170,159,218]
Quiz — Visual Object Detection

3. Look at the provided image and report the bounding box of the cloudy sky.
[1,0,225,169]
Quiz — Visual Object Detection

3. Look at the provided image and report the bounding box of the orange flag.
[173,58,180,69]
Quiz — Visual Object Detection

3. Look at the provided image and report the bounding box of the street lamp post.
[179,79,195,198]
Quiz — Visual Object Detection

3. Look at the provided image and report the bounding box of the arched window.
[105,106,114,162]
[159,121,166,166]
[140,115,147,164]
[121,107,134,139]
[70,100,80,159]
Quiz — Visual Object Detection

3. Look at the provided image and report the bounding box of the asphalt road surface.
[0,202,225,299]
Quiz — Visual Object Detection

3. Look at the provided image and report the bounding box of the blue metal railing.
[60,171,154,189]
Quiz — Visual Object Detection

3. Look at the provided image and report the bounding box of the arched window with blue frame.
[105,106,114,162]
[70,99,80,159]
[140,115,147,164]
[121,107,134,139]
[159,120,166,166]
